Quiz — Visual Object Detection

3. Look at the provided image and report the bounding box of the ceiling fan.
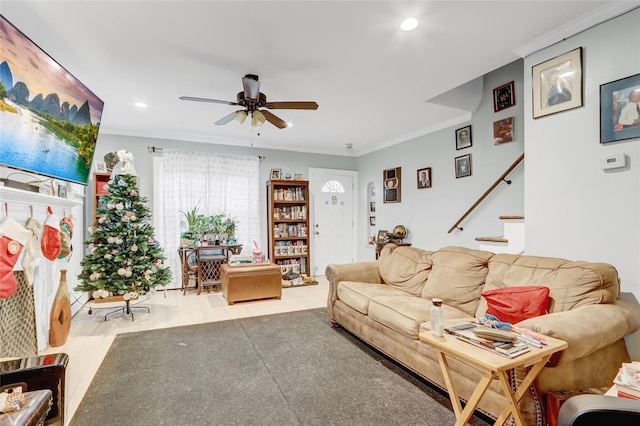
[179,74,318,129]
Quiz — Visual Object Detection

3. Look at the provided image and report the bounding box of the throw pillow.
[481,285,550,324]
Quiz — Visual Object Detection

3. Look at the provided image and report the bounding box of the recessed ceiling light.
[400,18,419,31]
[134,102,148,108]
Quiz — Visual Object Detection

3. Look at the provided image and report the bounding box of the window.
[321,180,345,193]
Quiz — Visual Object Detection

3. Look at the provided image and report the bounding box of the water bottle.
[431,298,444,336]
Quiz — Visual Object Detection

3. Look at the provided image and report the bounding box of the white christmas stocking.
[0,216,31,298]
[22,216,42,286]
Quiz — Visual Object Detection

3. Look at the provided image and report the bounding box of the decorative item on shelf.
[390,225,407,243]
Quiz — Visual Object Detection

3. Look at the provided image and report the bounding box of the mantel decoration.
[76,150,171,303]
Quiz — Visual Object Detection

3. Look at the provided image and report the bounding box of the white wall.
[356,59,525,259]
[90,134,357,257]
[524,8,640,358]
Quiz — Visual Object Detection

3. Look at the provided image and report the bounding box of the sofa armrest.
[517,302,640,367]
[558,394,640,426]
[325,261,381,320]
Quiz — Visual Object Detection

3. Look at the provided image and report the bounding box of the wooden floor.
[40,278,329,425]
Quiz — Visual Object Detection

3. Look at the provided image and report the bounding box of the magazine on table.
[444,323,530,358]
[613,361,640,399]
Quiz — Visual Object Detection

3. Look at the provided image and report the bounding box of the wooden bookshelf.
[266,179,310,278]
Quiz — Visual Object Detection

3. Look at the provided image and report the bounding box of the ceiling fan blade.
[261,110,290,129]
[215,111,240,125]
[242,75,260,101]
[180,96,238,106]
[264,101,319,110]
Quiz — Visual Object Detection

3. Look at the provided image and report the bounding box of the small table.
[220,263,282,305]
[419,329,567,426]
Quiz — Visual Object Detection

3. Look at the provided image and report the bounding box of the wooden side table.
[419,329,567,426]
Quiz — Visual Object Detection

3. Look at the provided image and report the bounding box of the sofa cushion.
[369,296,470,339]
[421,246,494,317]
[378,244,433,296]
[476,254,620,317]
[482,285,550,324]
[337,281,409,315]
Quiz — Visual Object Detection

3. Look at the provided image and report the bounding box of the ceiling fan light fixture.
[232,110,248,124]
[400,18,419,31]
[252,110,266,128]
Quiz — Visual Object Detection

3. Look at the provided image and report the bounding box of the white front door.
[309,168,358,277]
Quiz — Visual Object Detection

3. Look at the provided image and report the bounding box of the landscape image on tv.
[0,14,104,185]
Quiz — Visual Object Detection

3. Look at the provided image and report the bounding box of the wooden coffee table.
[220,263,282,305]
[419,328,567,426]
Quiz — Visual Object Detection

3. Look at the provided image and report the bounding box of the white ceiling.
[2,1,637,156]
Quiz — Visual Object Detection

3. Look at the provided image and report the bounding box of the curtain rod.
[147,146,264,160]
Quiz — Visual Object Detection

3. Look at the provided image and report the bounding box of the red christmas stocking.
[41,207,61,261]
[0,216,30,298]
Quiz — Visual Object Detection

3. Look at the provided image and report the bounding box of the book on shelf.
[445,325,530,358]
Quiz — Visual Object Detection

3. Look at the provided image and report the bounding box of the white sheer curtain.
[160,149,260,288]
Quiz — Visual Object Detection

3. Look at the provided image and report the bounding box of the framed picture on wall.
[600,73,640,144]
[493,117,514,145]
[369,216,376,226]
[383,167,401,203]
[532,47,583,118]
[455,125,472,150]
[493,81,515,112]
[417,167,432,188]
[454,154,472,178]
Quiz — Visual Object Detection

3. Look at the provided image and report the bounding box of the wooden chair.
[178,247,198,295]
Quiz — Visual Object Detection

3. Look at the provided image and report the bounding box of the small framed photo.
[455,125,472,150]
[369,216,376,226]
[532,47,583,119]
[493,81,515,112]
[493,117,514,145]
[455,154,472,178]
[95,161,107,172]
[270,168,282,180]
[600,73,640,144]
[370,201,376,212]
[377,229,389,243]
[417,167,432,189]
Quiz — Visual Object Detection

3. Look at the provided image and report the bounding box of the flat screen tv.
[0,14,104,185]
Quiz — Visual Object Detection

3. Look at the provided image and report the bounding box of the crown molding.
[514,1,640,58]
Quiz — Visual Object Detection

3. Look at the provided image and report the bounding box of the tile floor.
[40,278,329,425]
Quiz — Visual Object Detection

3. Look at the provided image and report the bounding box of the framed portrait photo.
[493,81,515,112]
[417,167,432,189]
[455,125,472,150]
[600,73,640,144]
[369,216,376,226]
[454,154,472,179]
[532,47,583,118]
[270,168,282,179]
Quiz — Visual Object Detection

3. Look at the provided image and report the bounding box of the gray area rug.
[71,309,491,425]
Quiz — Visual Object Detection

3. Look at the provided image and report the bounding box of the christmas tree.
[76,155,171,299]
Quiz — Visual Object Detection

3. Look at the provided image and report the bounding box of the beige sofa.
[326,244,640,425]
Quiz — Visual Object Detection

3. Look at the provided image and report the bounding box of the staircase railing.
[448,153,524,233]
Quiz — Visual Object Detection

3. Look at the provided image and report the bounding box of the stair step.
[475,236,508,243]
[499,215,524,220]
